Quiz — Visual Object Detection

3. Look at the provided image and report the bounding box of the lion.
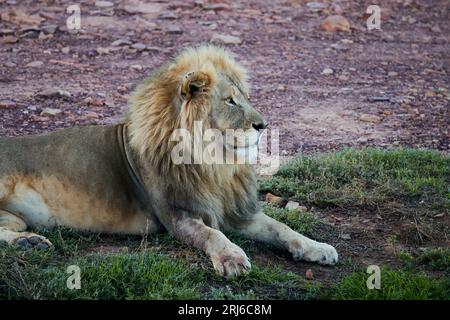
[0,45,337,278]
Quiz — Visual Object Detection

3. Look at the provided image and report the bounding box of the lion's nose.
[252,122,267,132]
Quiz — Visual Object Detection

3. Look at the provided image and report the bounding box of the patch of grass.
[329,267,449,300]
[260,148,449,213]
[208,264,320,300]
[416,248,450,272]
[0,236,320,300]
[0,243,203,299]
[262,203,320,237]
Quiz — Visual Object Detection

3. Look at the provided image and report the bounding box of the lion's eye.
[225,97,236,106]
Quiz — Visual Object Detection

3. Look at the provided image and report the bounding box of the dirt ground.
[0,0,449,291]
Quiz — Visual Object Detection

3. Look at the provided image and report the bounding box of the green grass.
[1,148,448,300]
[329,267,449,300]
[260,148,449,212]
[0,237,319,300]
[416,248,450,272]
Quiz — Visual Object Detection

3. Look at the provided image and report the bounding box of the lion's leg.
[0,209,52,249]
[169,214,251,278]
[232,212,338,265]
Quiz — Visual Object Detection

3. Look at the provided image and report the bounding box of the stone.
[61,46,70,54]
[305,269,314,280]
[41,24,58,34]
[1,35,19,44]
[167,25,183,34]
[285,201,307,212]
[321,68,334,75]
[123,1,165,15]
[131,42,147,50]
[306,2,328,12]
[26,60,44,67]
[36,89,71,99]
[95,1,114,7]
[265,193,284,206]
[0,100,17,109]
[111,39,132,46]
[360,114,382,123]
[40,108,62,117]
[211,33,242,45]
[320,15,351,32]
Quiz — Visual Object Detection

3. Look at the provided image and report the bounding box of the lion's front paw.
[292,241,338,266]
[13,233,52,250]
[210,244,251,279]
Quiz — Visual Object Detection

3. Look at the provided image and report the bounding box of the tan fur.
[0,45,337,277]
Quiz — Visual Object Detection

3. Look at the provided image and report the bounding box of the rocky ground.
[0,0,449,154]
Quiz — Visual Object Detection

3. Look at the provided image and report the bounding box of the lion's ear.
[181,71,212,99]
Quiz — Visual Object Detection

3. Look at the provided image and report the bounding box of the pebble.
[95,1,114,7]
[40,108,62,117]
[360,114,382,123]
[26,60,44,68]
[167,25,183,34]
[0,100,17,109]
[285,201,308,212]
[265,193,284,206]
[321,68,334,75]
[211,33,242,45]
[320,15,351,32]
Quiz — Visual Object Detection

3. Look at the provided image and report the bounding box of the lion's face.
[210,76,266,159]
[179,66,266,163]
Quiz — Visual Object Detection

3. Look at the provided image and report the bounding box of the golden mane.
[125,45,250,186]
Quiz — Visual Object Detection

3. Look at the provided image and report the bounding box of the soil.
[0,0,448,289]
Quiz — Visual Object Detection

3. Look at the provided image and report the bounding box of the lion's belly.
[1,175,160,235]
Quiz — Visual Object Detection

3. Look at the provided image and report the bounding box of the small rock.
[340,233,351,240]
[1,35,19,44]
[36,89,71,99]
[84,97,105,107]
[26,60,44,68]
[159,11,177,19]
[111,39,132,46]
[130,64,143,71]
[123,2,165,14]
[320,15,351,32]
[0,28,15,36]
[321,68,334,76]
[305,269,314,280]
[388,71,398,77]
[285,201,307,212]
[211,33,242,45]
[40,108,62,117]
[430,25,441,33]
[131,42,147,50]
[95,1,114,7]
[61,46,70,54]
[96,47,110,55]
[166,25,183,34]
[0,100,17,109]
[368,96,391,102]
[306,2,328,12]
[41,24,58,34]
[265,193,284,206]
[359,114,382,123]
[83,111,100,120]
